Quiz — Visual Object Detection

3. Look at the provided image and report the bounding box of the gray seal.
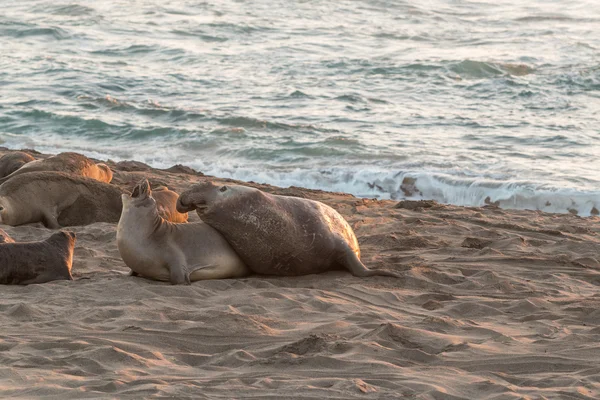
[0,152,113,184]
[177,182,399,278]
[0,231,75,284]
[117,179,248,284]
[0,151,36,178]
[0,171,124,229]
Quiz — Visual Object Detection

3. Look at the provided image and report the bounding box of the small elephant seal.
[0,171,124,228]
[117,179,248,284]
[177,182,399,278]
[151,186,188,223]
[0,151,36,178]
[0,228,14,243]
[0,152,113,184]
[0,231,75,285]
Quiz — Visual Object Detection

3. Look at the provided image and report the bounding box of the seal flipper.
[339,245,401,278]
[43,212,61,229]
[188,263,249,280]
[168,264,191,285]
[129,270,139,277]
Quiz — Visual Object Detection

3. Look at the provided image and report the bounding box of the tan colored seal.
[0,231,75,284]
[0,171,124,229]
[151,186,188,223]
[0,151,36,178]
[0,152,113,184]
[117,179,248,284]
[177,182,399,278]
[0,228,14,243]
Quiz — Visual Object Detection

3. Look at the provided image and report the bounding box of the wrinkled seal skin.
[117,179,248,284]
[0,152,113,184]
[0,231,75,285]
[0,171,124,229]
[152,186,188,223]
[177,182,399,278]
[0,151,36,178]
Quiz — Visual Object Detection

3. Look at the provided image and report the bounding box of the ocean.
[1,0,599,215]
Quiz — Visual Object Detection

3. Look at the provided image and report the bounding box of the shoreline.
[0,147,599,398]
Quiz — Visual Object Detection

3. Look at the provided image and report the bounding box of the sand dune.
[0,150,598,398]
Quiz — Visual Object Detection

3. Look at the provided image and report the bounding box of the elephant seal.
[177,182,399,278]
[151,186,188,223]
[0,231,75,285]
[0,171,124,228]
[0,151,36,178]
[117,179,248,284]
[0,228,14,243]
[0,152,113,184]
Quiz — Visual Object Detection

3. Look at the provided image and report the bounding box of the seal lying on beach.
[0,171,124,228]
[0,231,75,284]
[177,182,399,277]
[151,186,188,223]
[117,179,248,284]
[0,228,14,243]
[0,151,36,178]
[0,152,113,184]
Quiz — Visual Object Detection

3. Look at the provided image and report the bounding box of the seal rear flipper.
[339,245,401,278]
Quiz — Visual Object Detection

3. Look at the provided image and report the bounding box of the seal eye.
[219,186,228,192]
[0,207,3,211]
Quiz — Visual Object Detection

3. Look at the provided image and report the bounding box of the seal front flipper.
[43,211,61,229]
[168,263,191,285]
[188,263,248,280]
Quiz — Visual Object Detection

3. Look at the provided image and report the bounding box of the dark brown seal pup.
[0,171,124,228]
[0,231,75,284]
[0,152,113,184]
[177,182,399,278]
[0,151,35,178]
[117,179,247,284]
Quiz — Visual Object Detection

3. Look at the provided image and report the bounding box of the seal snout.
[176,196,197,213]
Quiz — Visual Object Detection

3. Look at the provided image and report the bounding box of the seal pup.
[0,152,113,184]
[0,171,124,228]
[150,186,188,223]
[117,179,248,284]
[0,231,75,284]
[0,228,14,243]
[0,151,36,178]
[177,182,399,278]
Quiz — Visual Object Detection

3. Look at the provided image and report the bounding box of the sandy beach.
[0,148,599,399]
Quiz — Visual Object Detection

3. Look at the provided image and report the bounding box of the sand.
[0,149,599,399]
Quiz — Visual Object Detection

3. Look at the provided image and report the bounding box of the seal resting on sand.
[177,182,399,277]
[117,179,248,284]
[0,171,124,228]
[0,231,75,284]
[151,186,188,223]
[0,152,113,184]
[0,151,36,178]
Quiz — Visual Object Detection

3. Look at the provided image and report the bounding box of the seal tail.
[341,248,401,278]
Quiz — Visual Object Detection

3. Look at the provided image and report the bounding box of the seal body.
[0,171,124,228]
[117,179,248,284]
[152,186,188,223]
[0,151,35,178]
[0,231,75,284]
[177,182,398,277]
[0,152,113,184]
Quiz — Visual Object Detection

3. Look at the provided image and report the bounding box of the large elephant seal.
[0,152,113,184]
[177,182,399,278]
[117,179,248,284]
[0,171,124,228]
[0,231,75,285]
[0,151,36,178]
[151,186,188,223]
